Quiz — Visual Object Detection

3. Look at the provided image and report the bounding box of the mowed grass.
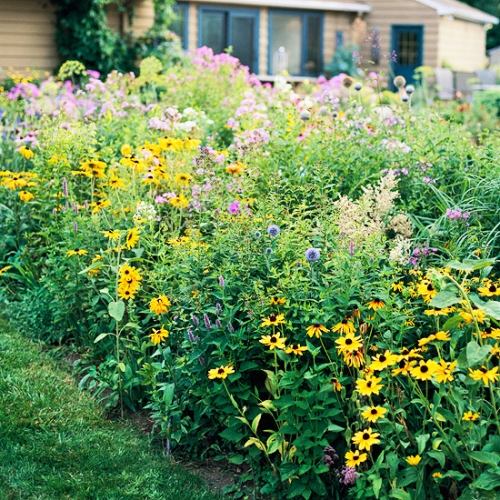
[0,320,217,500]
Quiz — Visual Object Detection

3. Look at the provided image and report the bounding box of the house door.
[199,6,259,73]
[391,25,423,86]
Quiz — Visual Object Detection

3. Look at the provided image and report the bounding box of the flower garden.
[0,52,499,499]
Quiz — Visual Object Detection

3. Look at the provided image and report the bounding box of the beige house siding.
[363,0,439,73]
[438,17,487,71]
[0,0,58,76]
[324,12,355,65]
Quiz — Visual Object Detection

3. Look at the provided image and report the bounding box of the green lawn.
[0,320,217,500]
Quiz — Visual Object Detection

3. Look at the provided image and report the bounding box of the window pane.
[231,16,254,71]
[201,11,227,54]
[397,31,419,65]
[305,15,321,75]
[270,14,302,75]
[171,4,186,47]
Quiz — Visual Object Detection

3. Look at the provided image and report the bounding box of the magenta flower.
[228,200,240,215]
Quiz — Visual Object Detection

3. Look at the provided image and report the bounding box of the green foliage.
[325,44,361,77]
[0,320,216,499]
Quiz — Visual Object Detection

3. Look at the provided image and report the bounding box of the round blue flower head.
[305,247,321,262]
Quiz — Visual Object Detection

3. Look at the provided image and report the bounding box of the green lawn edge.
[0,319,218,500]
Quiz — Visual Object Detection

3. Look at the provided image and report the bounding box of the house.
[0,0,498,83]
[489,46,500,66]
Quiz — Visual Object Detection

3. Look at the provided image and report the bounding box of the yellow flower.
[18,145,34,160]
[460,309,486,324]
[367,298,385,310]
[434,331,450,342]
[226,162,245,175]
[78,159,107,179]
[18,191,34,202]
[469,366,498,386]
[345,449,368,468]
[416,280,437,302]
[410,359,438,381]
[149,295,171,315]
[259,333,287,350]
[102,230,121,240]
[369,350,398,371]
[462,411,480,422]
[174,173,193,186]
[406,455,421,466]
[418,334,436,347]
[306,323,329,338]
[208,364,235,380]
[481,326,500,340]
[269,297,286,306]
[335,334,363,354]
[361,405,387,423]
[331,378,343,391]
[121,144,133,157]
[392,359,417,376]
[169,194,189,209]
[126,227,140,249]
[150,327,169,345]
[0,265,12,276]
[433,360,457,383]
[432,472,443,479]
[343,349,365,368]
[352,428,381,451]
[477,280,500,297]
[424,307,456,316]
[66,248,88,257]
[285,344,308,356]
[391,282,404,292]
[356,375,383,396]
[260,313,286,327]
[332,319,355,335]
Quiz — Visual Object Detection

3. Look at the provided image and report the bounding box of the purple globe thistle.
[228,200,240,215]
[338,466,358,486]
[305,247,321,262]
[267,224,280,237]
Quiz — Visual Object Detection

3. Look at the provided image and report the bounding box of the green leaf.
[117,362,126,372]
[94,333,110,343]
[162,383,175,406]
[372,476,382,498]
[469,451,500,467]
[108,300,125,322]
[472,469,500,491]
[251,413,262,433]
[428,450,445,467]
[466,340,491,367]
[390,488,412,500]
[447,259,496,272]
[429,290,460,308]
[480,301,500,321]
[416,433,429,454]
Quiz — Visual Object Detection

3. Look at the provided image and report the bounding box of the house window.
[335,31,344,49]
[269,10,323,76]
[370,28,381,65]
[198,6,259,73]
[171,2,188,49]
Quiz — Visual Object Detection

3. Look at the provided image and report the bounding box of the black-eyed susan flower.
[469,366,498,386]
[174,172,193,186]
[343,349,365,368]
[433,360,457,383]
[18,191,34,202]
[261,313,286,327]
[208,364,235,380]
[424,307,456,316]
[306,323,329,338]
[391,282,404,292]
[356,375,383,396]
[332,319,355,335]
[169,194,189,209]
[150,327,169,345]
[331,378,342,391]
[149,295,171,315]
[361,405,387,423]
[0,265,12,277]
[226,162,245,175]
[460,309,486,324]
[18,145,34,160]
[121,144,133,157]
[416,280,437,302]
[335,334,362,354]
[126,227,140,249]
[103,230,121,240]
[432,472,443,479]
[269,297,286,306]
[369,351,398,371]
[352,428,380,451]
[259,333,287,350]
[285,344,308,356]
[392,359,416,376]
[462,410,480,421]
[406,455,421,466]
[477,280,500,297]
[480,326,500,340]
[66,248,88,257]
[367,298,385,310]
[345,449,368,468]
[410,360,438,381]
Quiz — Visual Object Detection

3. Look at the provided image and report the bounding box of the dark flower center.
[480,367,488,373]
[346,339,353,345]
[314,323,321,328]
[367,381,372,388]
[371,409,377,415]
[270,336,277,343]
[342,319,347,324]
[379,355,386,362]
[427,284,434,291]
[269,314,277,321]
[421,366,429,373]
[218,368,224,374]
[362,433,370,440]
[490,285,497,292]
